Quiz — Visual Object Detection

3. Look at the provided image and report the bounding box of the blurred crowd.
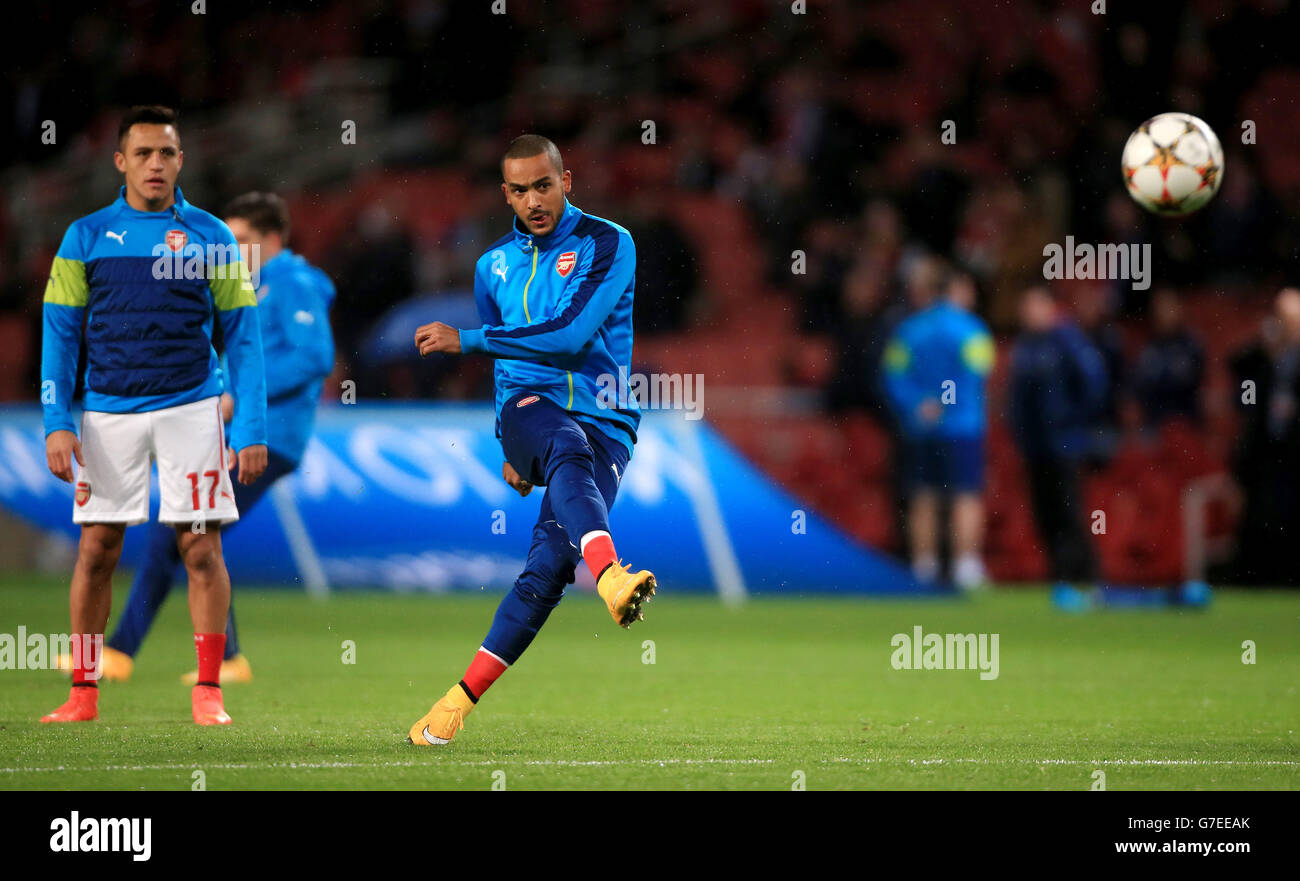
[4,0,1300,582]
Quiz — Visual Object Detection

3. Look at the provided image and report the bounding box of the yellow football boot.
[54,645,133,682]
[596,561,657,628]
[407,683,476,746]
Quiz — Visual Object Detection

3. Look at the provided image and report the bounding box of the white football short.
[73,396,239,527]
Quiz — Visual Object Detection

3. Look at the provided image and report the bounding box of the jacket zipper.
[521,244,573,409]
[522,246,538,323]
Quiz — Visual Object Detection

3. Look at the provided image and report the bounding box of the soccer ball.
[1121,112,1224,216]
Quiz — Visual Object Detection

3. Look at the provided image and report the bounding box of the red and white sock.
[581,531,617,580]
[459,647,508,702]
[195,633,226,687]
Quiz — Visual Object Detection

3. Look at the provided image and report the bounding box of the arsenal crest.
[555,251,577,277]
[165,229,188,252]
[75,482,92,507]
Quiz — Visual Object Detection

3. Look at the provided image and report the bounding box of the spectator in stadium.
[330,202,415,362]
[1073,284,1126,465]
[1007,286,1107,589]
[791,216,854,334]
[1229,312,1285,584]
[624,189,698,336]
[1133,288,1205,431]
[883,259,995,589]
[825,255,905,422]
[1235,288,1300,585]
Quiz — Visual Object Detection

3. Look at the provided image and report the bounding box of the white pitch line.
[823,757,1300,767]
[1,757,1297,774]
[0,758,777,774]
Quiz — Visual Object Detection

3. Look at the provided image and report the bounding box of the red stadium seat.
[0,316,33,401]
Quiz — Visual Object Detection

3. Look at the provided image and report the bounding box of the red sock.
[461,648,508,701]
[195,633,226,686]
[581,532,617,579]
[71,633,102,687]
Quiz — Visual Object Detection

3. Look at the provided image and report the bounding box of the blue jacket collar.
[115,185,188,219]
[512,198,581,252]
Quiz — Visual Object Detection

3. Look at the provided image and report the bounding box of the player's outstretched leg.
[503,394,656,628]
[407,419,652,745]
[546,436,655,628]
[42,524,124,723]
[178,528,234,725]
[407,513,573,746]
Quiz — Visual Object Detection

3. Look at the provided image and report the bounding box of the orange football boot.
[192,684,232,726]
[407,684,475,746]
[41,686,99,723]
[596,561,657,628]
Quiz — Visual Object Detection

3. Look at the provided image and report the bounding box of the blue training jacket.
[42,186,267,452]
[459,198,640,455]
[225,249,335,463]
[883,300,995,438]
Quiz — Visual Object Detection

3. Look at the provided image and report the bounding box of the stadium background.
[3,0,1300,591]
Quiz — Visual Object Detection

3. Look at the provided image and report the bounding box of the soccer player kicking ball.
[40,106,267,726]
[407,134,655,746]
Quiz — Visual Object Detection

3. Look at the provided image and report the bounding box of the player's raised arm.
[459,231,634,362]
[210,226,268,481]
[415,258,502,356]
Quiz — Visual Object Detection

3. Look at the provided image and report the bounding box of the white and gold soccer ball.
[1121,112,1224,216]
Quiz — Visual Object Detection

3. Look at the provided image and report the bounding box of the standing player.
[407,134,655,746]
[91,192,335,684]
[884,262,995,590]
[41,106,267,725]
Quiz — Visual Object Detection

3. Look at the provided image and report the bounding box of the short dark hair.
[117,105,179,149]
[501,134,563,179]
[223,192,290,241]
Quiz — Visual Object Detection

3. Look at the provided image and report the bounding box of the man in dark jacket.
[1008,286,1108,586]
[1135,288,1205,430]
[1230,289,1300,585]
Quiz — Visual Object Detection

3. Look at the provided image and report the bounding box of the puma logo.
[105,230,127,245]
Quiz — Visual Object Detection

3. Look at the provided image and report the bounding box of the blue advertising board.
[0,404,939,597]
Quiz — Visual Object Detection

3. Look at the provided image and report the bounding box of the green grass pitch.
[0,574,1296,790]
